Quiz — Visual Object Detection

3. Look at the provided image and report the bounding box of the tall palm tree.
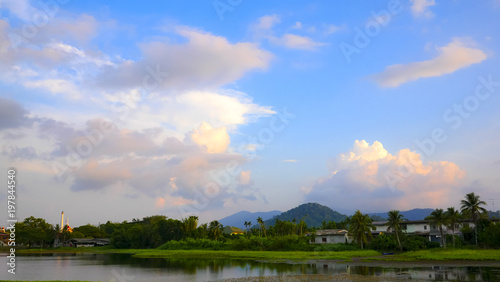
[425,209,448,248]
[247,221,252,235]
[460,192,487,246]
[445,207,462,248]
[256,217,266,237]
[386,210,406,251]
[348,210,373,249]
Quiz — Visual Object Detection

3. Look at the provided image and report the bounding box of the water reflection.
[2,253,500,281]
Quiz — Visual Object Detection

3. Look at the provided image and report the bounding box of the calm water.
[1,253,500,281]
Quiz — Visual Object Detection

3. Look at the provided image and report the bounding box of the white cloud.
[0,0,37,22]
[190,122,230,154]
[24,79,81,99]
[97,27,272,91]
[370,38,487,87]
[282,159,298,163]
[305,140,466,212]
[323,24,341,35]
[411,0,436,18]
[269,33,326,51]
[251,15,327,51]
[253,14,280,31]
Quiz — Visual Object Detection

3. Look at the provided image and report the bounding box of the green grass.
[13,247,500,262]
[398,249,500,261]
[14,247,379,262]
[131,249,381,262]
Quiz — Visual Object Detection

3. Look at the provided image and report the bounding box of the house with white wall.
[308,229,351,244]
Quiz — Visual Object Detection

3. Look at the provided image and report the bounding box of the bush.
[370,234,397,251]
[480,224,500,248]
[403,235,427,251]
[157,236,313,251]
[157,238,226,250]
[425,241,441,249]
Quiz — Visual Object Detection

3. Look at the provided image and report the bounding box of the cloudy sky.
[1,0,499,227]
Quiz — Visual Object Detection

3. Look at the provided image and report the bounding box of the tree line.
[8,192,500,251]
[348,192,500,250]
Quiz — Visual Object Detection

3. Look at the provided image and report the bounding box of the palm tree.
[445,207,462,248]
[348,210,373,249]
[386,210,406,251]
[247,221,252,235]
[257,217,266,237]
[460,192,487,246]
[208,220,223,241]
[244,221,250,234]
[426,209,448,248]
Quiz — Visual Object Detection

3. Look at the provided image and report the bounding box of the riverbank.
[10,247,500,263]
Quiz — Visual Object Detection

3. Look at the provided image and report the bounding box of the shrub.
[370,234,397,251]
[402,235,427,251]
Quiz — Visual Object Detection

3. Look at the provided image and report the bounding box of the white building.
[309,229,351,244]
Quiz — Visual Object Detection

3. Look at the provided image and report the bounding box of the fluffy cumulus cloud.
[304,140,466,212]
[0,0,275,223]
[190,122,230,154]
[371,38,487,87]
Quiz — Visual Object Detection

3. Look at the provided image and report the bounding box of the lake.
[1,253,500,281]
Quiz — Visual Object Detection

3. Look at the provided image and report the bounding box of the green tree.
[182,215,199,237]
[386,210,406,251]
[257,217,266,237]
[321,220,337,229]
[348,210,373,249]
[16,216,55,248]
[73,224,106,238]
[208,220,223,241]
[426,209,448,248]
[244,221,251,236]
[460,192,487,246]
[445,207,462,248]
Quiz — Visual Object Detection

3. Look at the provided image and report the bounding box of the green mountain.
[264,202,348,228]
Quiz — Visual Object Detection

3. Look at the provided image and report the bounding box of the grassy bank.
[11,247,500,262]
[13,247,379,262]
[132,249,380,262]
[363,248,500,262]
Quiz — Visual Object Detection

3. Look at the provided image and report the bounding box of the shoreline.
[6,248,500,266]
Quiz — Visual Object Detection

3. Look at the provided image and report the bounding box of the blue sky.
[1,0,499,227]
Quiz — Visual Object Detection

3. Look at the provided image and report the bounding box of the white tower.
[60,211,64,232]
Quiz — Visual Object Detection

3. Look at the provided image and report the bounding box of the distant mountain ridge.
[368,208,435,221]
[265,202,348,228]
[218,210,281,229]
